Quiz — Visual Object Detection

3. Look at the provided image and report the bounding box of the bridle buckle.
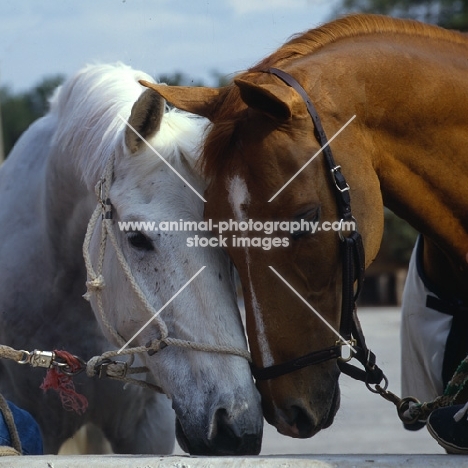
[330,165,350,192]
[336,338,357,362]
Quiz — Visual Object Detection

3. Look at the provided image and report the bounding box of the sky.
[0,0,340,93]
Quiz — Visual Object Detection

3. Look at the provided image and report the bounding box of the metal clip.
[336,339,357,362]
[98,360,111,378]
[53,355,86,376]
[96,359,128,379]
[98,178,106,209]
[28,350,55,368]
[397,396,422,425]
[103,198,113,220]
[366,373,389,395]
[16,351,31,365]
[96,179,113,219]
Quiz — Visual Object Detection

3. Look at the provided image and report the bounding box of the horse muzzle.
[260,366,341,439]
[173,392,263,455]
[175,409,263,455]
[274,385,340,438]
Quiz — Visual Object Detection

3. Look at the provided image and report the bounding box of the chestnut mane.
[201,14,467,179]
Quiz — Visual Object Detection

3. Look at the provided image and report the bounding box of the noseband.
[250,68,385,387]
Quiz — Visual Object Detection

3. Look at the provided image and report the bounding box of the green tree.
[337,0,468,30]
[27,75,65,116]
[379,208,418,265]
[1,87,35,157]
[1,74,64,157]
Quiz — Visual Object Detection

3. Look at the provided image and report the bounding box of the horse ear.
[125,88,165,154]
[139,80,222,121]
[234,78,294,120]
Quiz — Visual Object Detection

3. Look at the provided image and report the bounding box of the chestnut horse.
[142,14,468,438]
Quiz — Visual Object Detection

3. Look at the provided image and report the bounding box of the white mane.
[50,63,206,189]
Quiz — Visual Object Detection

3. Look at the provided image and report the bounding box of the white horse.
[0,63,262,455]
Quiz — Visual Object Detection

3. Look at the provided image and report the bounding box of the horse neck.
[375,126,468,249]
[344,36,468,296]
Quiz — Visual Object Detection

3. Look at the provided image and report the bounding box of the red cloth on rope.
[40,350,88,415]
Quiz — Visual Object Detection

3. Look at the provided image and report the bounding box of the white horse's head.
[52,64,263,455]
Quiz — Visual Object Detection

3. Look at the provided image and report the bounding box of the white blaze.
[227,176,274,367]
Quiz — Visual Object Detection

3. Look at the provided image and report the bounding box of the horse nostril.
[276,405,317,438]
[289,405,315,437]
[207,408,261,455]
[208,408,240,453]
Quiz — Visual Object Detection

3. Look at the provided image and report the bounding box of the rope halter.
[81,153,251,392]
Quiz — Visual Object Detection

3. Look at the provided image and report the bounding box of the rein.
[250,68,385,388]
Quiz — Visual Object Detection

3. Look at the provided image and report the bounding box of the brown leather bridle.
[250,68,385,387]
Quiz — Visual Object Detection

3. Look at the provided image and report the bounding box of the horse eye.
[126,231,154,251]
[291,207,321,240]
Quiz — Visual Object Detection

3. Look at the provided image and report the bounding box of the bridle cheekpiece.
[250,68,386,388]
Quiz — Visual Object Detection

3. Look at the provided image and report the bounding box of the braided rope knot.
[83,275,106,302]
[87,275,105,291]
[86,356,101,378]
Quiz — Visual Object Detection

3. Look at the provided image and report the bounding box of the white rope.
[81,154,251,392]
[83,165,125,347]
